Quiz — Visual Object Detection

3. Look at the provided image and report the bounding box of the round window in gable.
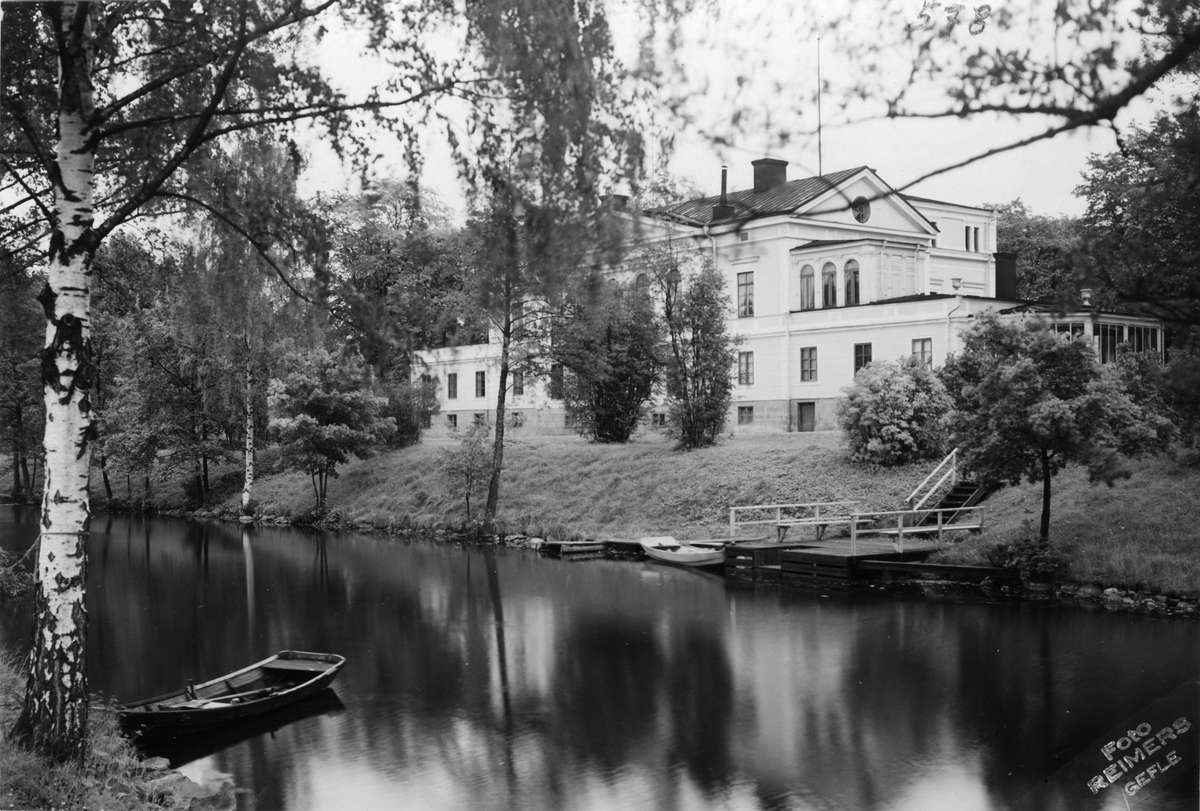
[851,196,871,223]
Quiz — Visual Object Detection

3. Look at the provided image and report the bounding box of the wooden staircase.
[916,480,985,526]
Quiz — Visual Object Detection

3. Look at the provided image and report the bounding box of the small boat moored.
[118,650,345,736]
[639,536,727,568]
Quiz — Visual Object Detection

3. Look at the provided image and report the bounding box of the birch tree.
[1,0,663,762]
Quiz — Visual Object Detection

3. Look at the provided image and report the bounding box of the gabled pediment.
[794,168,938,238]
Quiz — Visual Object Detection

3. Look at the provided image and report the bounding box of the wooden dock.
[726,536,943,587]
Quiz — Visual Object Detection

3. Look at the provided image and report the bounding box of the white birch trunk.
[12,3,97,762]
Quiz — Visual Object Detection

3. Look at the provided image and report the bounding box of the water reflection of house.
[415,160,1164,436]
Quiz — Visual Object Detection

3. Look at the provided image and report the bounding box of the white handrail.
[905,448,958,509]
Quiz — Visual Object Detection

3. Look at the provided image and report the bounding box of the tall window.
[738,352,754,385]
[549,363,564,399]
[821,263,837,308]
[1099,324,1124,363]
[1127,325,1159,355]
[964,225,972,251]
[737,271,754,317]
[912,338,933,368]
[475,371,486,397]
[800,265,815,310]
[844,259,860,306]
[447,373,458,400]
[512,370,524,396]
[854,343,872,374]
[801,347,818,381]
[512,300,526,341]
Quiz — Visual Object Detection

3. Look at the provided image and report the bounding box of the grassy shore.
[0,650,199,810]
[85,430,1200,596]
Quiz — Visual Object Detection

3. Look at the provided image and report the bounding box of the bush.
[837,356,952,466]
[438,423,494,520]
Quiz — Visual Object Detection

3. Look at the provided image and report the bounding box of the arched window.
[844,259,860,306]
[800,265,815,310]
[635,273,649,291]
[822,262,837,308]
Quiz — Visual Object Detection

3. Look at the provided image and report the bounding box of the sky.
[297,0,1171,222]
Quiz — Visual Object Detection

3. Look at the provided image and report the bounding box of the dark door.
[797,402,815,432]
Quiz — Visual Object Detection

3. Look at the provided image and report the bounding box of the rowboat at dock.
[118,650,345,736]
[639,536,727,568]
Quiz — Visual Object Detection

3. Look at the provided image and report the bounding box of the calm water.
[1,508,1198,810]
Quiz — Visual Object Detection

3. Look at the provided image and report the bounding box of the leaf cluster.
[837,355,952,466]
[942,313,1174,491]
[554,280,663,443]
[269,348,395,477]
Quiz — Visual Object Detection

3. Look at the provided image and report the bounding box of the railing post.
[730,508,736,538]
[851,513,857,557]
[898,512,904,554]
[937,510,944,547]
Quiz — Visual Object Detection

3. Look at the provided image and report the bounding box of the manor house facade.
[414,160,1164,436]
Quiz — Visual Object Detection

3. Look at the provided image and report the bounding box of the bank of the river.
[0,651,223,810]
[89,432,1200,604]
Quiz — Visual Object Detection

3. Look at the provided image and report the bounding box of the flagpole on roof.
[817,37,823,177]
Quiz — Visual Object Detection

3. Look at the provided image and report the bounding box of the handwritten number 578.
[906,2,992,34]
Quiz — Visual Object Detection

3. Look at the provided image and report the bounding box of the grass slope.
[235,432,932,540]
[85,431,1200,594]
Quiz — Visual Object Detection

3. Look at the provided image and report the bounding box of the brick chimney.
[751,158,788,192]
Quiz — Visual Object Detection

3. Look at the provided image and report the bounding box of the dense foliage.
[555,282,662,443]
[270,349,395,513]
[1078,111,1200,328]
[641,250,739,450]
[989,200,1084,305]
[837,356,952,466]
[942,314,1175,543]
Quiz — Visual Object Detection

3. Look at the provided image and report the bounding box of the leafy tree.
[837,356,952,466]
[989,200,1084,305]
[941,313,1174,544]
[323,182,487,382]
[639,245,738,450]
[555,281,662,442]
[1,0,664,760]
[1077,111,1200,327]
[269,348,394,513]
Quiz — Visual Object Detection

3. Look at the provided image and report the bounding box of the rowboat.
[639,536,727,568]
[138,689,346,765]
[118,650,345,735]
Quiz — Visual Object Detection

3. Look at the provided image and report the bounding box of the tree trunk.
[241,356,254,515]
[99,453,113,501]
[484,317,510,523]
[1040,452,1052,545]
[11,3,98,763]
[10,432,21,504]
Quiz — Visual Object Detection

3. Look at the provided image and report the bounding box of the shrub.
[837,356,952,466]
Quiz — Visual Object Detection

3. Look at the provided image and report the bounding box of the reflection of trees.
[666,627,734,793]
[552,616,664,770]
[10,506,1200,811]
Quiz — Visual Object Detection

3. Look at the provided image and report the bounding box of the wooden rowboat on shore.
[639,536,727,568]
[118,650,345,735]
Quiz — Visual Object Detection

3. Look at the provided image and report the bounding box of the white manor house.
[414,159,1165,437]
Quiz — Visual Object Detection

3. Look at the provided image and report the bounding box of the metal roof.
[647,166,870,224]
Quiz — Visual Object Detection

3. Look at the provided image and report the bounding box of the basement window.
[738,406,754,425]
